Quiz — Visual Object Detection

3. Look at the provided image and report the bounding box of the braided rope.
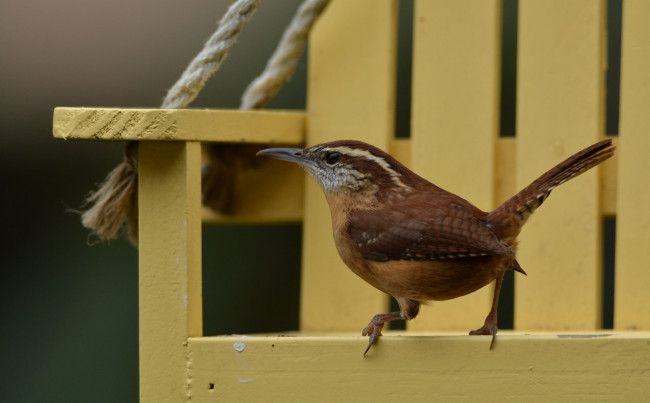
[240,0,330,110]
[162,0,262,109]
[82,0,330,244]
[201,0,330,212]
[82,0,262,244]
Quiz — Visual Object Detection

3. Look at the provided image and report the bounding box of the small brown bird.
[257,139,614,354]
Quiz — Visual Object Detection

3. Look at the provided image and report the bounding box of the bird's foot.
[469,319,498,350]
[361,315,388,356]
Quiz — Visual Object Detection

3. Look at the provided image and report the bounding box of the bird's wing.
[349,199,511,262]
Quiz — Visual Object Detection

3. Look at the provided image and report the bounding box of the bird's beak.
[256,147,314,168]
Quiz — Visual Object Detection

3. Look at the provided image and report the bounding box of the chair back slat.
[614,0,650,330]
[514,1,606,330]
[301,0,398,332]
[409,0,502,331]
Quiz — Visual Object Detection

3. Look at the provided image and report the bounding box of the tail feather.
[488,139,615,228]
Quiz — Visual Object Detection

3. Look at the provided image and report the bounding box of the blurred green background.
[0,0,620,401]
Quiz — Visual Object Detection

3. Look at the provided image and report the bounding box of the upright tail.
[487,139,615,233]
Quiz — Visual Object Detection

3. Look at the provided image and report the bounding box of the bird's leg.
[362,312,402,356]
[469,272,505,349]
[362,297,420,356]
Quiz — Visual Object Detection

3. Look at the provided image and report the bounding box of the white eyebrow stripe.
[328,146,410,189]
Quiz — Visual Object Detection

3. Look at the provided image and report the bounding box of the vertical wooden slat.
[515,0,605,330]
[410,0,502,331]
[301,0,398,332]
[614,0,650,330]
[495,138,517,207]
[139,142,202,401]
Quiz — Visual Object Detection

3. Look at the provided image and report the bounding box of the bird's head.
[257,140,420,205]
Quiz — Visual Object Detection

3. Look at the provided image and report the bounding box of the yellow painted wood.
[515,0,606,330]
[410,0,502,331]
[187,332,650,401]
[615,0,650,330]
[600,137,618,216]
[495,137,517,207]
[52,107,305,143]
[138,141,202,402]
[301,0,398,331]
[388,137,411,167]
[200,146,304,224]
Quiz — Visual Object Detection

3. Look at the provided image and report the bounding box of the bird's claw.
[362,320,385,356]
[469,320,498,350]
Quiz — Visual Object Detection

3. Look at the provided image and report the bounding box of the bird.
[257,138,615,355]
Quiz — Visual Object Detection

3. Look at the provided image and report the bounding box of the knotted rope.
[81,0,330,245]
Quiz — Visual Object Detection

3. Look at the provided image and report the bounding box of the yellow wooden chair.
[53,1,650,401]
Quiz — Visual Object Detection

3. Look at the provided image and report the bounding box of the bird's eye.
[324,151,341,165]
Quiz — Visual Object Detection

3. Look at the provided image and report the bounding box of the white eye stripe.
[325,146,410,190]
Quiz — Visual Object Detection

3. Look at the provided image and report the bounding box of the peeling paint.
[233,343,246,352]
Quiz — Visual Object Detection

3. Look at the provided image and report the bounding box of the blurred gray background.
[1,1,306,401]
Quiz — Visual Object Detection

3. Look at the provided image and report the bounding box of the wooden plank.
[410,0,502,331]
[53,107,305,143]
[600,136,618,217]
[188,332,650,401]
[495,137,517,207]
[138,142,202,401]
[615,0,650,330]
[200,145,304,224]
[515,0,606,330]
[301,0,398,331]
[388,137,411,167]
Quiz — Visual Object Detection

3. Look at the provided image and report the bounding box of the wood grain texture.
[301,0,398,332]
[410,0,501,332]
[53,107,305,143]
[615,0,650,330]
[188,332,650,402]
[515,0,606,330]
[138,142,202,401]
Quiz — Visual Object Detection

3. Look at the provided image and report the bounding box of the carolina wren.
[257,139,614,355]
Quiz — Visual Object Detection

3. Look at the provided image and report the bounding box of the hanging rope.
[240,0,331,109]
[202,0,330,211]
[81,0,330,245]
[81,0,262,245]
[161,0,262,109]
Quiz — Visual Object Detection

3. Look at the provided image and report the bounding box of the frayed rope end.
[81,144,139,246]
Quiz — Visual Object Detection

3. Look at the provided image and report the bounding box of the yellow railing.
[53,1,650,401]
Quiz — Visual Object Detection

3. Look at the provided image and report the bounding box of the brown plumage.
[257,138,615,355]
